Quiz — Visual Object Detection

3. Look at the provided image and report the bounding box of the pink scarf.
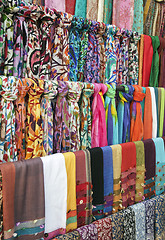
[45,0,65,12]
[91,83,108,148]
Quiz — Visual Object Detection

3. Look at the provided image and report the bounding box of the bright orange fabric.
[143,87,152,140]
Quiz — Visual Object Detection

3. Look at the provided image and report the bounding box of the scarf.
[123,208,136,239]
[154,194,165,239]
[15,78,31,161]
[65,0,76,15]
[26,78,45,159]
[110,211,124,240]
[155,87,159,137]
[91,83,107,148]
[159,88,165,137]
[103,0,113,24]
[41,79,58,155]
[77,224,98,240]
[105,83,118,145]
[86,0,98,21]
[138,34,144,86]
[149,87,157,138]
[80,83,94,150]
[117,85,134,144]
[101,146,113,215]
[74,150,92,228]
[54,81,70,153]
[143,198,155,240]
[152,138,165,196]
[130,85,146,142]
[111,144,122,213]
[158,37,165,87]
[121,142,136,208]
[89,148,104,220]
[143,87,152,140]
[97,0,104,22]
[54,230,80,239]
[45,0,65,12]
[93,217,112,240]
[74,0,86,19]
[41,154,67,239]
[67,82,83,151]
[51,12,73,82]
[149,36,160,87]
[134,141,145,203]
[132,0,143,34]
[63,152,77,232]
[0,76,18,163]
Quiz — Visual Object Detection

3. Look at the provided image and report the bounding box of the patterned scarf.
[93,217,112,240]
[132,0,143,34]
[123,207,136,239]
[154,194,165,239]
[77,224,98,240]
[15,78,31,161]
[143,198,155,240]
[80,83,94,150]
[105,83,118,145]
[26,78,45,159]
[67,82,83,151]
[55,230,80,239]
[110,211,124,239]
[54,81,70,153]
[51,12,73,82]
[41,79,58,155]
[0,76,18,163]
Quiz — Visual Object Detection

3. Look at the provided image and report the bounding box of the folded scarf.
[149,87,157,138]
[134,141,145,203]
[154,194,165,239]
[111,145,122,213]
[93,217,112,240]
[54,230,80,239]
[143,87,152,140]
[110,211,124,240]
[123,207,136,240]
[130,85,146,141]
[121,142,136,208]
[159,88,165,137]
[89,148,104,220]
[63,152,77,232]
[143,198,155,240]
[77,223,98,240]
[41,154,67,239]
[152,138,165,196]
[101,146,113,215]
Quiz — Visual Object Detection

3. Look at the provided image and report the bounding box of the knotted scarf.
[74,0,86,19]
[149,87,157,138]
[143,87,152,140]
[51,12,73,82]
[15,78,31,161]
[41,79,58,155]
[0,76,18,163]
[91,83,107,148]
[117,85,134,144]
[80,83,94,150]
[103,0,113,24]
[130,85,146,141]
[105,83,118,145]
[67,82,83,151]
[54,81,70,153]
[26,78,45,159]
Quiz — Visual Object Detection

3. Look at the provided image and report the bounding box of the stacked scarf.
[143,87,152,140]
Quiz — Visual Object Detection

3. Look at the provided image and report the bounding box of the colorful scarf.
[26,78,45,159]
[77,224,97,240]
[91,83,107,148]
[54,230,80,240]
[15,78,31,161]
[143,198,155,240]
[132,0,143,34]
[67,82,83,151]
[101,146,113,215]
[143,87,152,140]
[149,87,157,138]
[123,207,136,239]
[93,217,112,240]
[74,0,86,19]
[51,12,73,82]
[80,83,94,150]
[0,76,18,163]
[154,194,165,239]
[54,81,70,153]
[110,211,124,240]
[41,79,58,155]
[103,0,113,24]
[105,83,118,145]
[130,85,146,142]
[63,152,77,232]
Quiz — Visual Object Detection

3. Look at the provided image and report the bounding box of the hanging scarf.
[51,12,73,81]
[86,0,98,21]
[143,198,155,239]
[152,138,165,196]
[128,32,140,85]
[39,7,56,80]
[84,21,101,83]
[65,0,76,15]
[0,76,18,163]
[41,79,58,155]
[120,142,136,209]
[77,224,98,240]
[111,144,122,213]
[80,83,94,150]
[117,85,134,144]
[45,0,65,12]
[93,217,112,240]
[134,141,145,203]
[155,88,159,136]
[63,152,77,233]
[13,15,28,77]
[130,85,146,142]
[110,211,124,239]
[143,87,152,140]
[67,82,83,151]
[97,0,104,22]
[91,83,107,148]
[55,230,80,239]
[89,148,104,221]
[143,139,156,200]
[143,0,155,35]
[158,37,165,87]
[15,78,31,161]
[103,0,113,24]
[149,87,157,138]
[74,0,86,18]
[138,34,144,86]
[101,146,113,215]
[74,150,92,228]
[105,83,118,145]
[123,207,136,239]
[149,36,160,87]
[26,78,45,159]
[159,88,165,137]
[132,0,143,34]
[154,194,165,239]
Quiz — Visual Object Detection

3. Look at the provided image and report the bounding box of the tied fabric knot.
[41,79,58,155]
[130,85,146,142]
[54,80,70,153]
[80,83,94,150]
[15,78,32,160]
[0,76,18,163]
